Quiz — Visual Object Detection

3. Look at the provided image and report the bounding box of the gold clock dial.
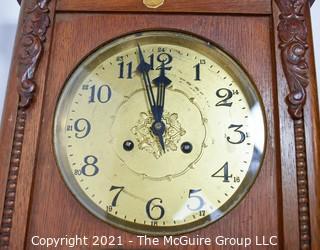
[54,31,266,235]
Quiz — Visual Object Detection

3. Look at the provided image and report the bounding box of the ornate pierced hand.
[152,61,172,152]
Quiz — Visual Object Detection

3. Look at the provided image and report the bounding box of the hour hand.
[151,62,172,152]
[153,62,172,88]
[153,62,172,120]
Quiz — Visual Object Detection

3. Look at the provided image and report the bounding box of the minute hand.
[136,44,157,119]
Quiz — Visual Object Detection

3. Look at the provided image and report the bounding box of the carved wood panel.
[0,0,51,248]
[25,12,281,250]
[275,0,312,249]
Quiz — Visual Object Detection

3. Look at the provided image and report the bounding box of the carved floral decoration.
[18,0,51,108]
[0,0,52,247]
[276,0,309,119]
[276,1,311,249]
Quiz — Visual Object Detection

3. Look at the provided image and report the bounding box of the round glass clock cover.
[54,31,266,235]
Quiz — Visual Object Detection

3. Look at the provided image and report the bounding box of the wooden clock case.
[0,0,319,249]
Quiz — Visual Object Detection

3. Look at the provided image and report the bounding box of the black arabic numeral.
[89,85,112,103]
[234,176,241,183]
[156,53,173,70]
[148,53,155,70]
[81,155,99,176]
[109,186,124,207]
[233,89,240,95]
[199,210,206,216]
[74,118,91,139]
[211,162,232,182]
[216,88,233,107]
[118,61,133,79]
[227,124,246,144]
[74,169,82,176]
[147,52,172,71]
[146,198,165,220]
[187,189,205,211]
[193,60,205,81]
[194,63,201,81]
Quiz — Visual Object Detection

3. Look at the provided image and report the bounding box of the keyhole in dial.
[181,142,193,154]
[123,140,134,151]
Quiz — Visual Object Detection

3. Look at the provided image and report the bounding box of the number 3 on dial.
[54,31,266,235]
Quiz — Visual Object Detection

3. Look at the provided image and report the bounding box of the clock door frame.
[0,0,319,249]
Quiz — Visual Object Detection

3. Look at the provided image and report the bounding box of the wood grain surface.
[0,0,57,249]
[25,13,280,250]
[56,0,272,14]
[303,5,320,250]
[272,1,320,249]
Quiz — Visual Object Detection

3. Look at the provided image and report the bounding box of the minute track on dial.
[54,31,266,236]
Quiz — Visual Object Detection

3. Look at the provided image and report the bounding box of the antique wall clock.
[0,0,319,249]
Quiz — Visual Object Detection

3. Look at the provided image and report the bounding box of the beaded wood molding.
[276,0,311,249]
[0,0,51,247]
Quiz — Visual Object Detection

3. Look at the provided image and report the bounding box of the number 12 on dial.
[54,31,266,235]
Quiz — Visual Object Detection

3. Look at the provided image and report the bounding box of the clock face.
[54,31,266,235]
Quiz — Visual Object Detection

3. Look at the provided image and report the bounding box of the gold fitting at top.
[143,0,165,8]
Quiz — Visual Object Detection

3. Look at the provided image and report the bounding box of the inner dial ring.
[54,31,266,235]
[111,87,207,181]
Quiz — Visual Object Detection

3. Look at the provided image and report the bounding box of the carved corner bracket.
[0,0,51,248]
[276,0,311,249]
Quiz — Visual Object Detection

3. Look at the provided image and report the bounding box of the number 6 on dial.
[54,31,266,235]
